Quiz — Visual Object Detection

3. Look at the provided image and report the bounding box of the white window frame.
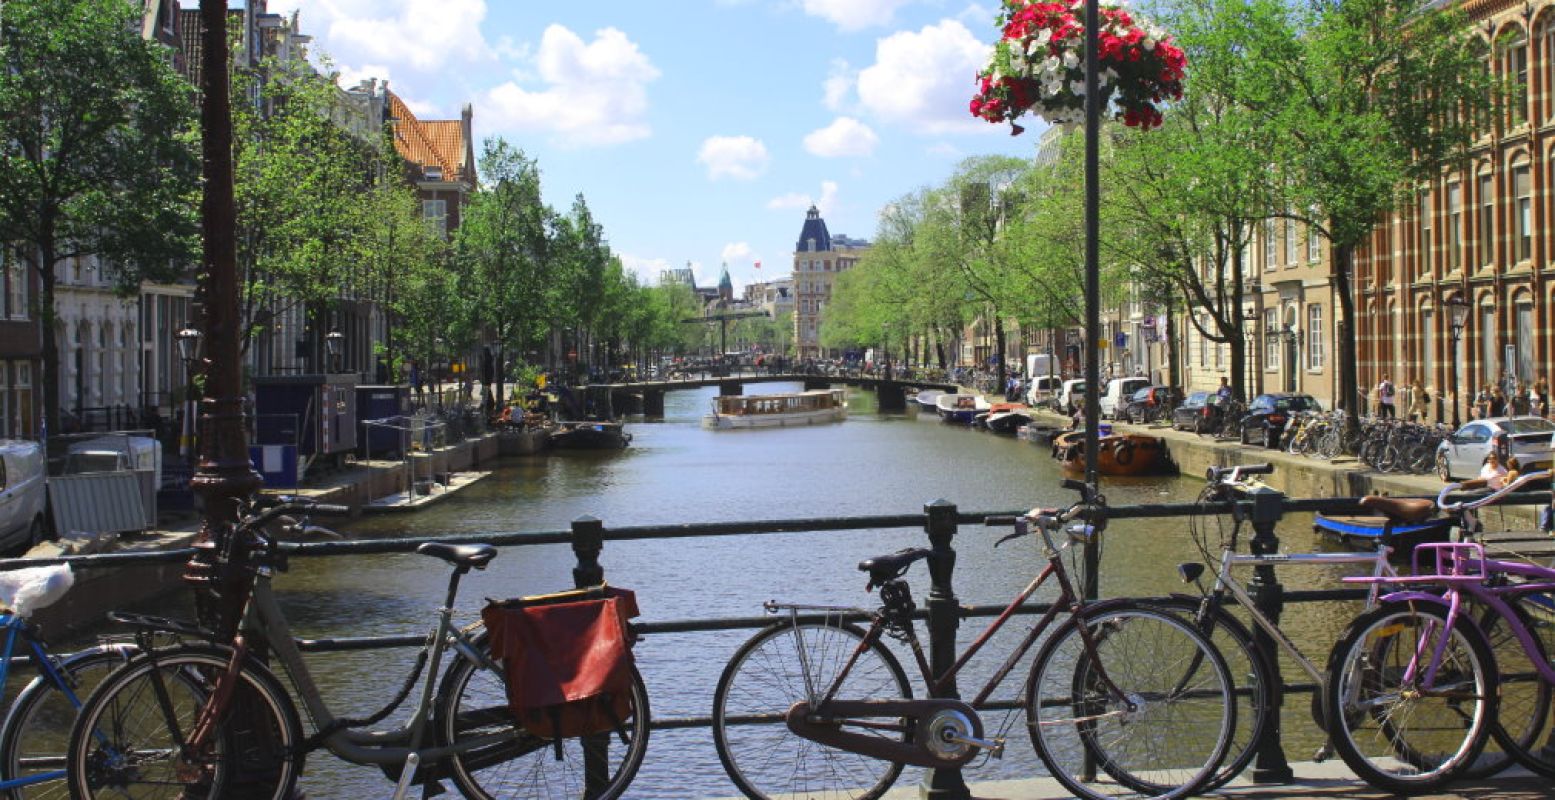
[1265,308,1280,370]
[422,199,447,235]
[1307,304,1324,370]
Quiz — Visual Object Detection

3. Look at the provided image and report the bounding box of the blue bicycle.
[0,565,133,799]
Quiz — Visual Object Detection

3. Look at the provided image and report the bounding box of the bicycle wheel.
[437,635,649,800]
[1467,599,1555,779]
[1146,597,1273,792]
[713,617,912,800]
[1323,602,1497,794]
[0,644,135,800]
[1027,602,1234,800]
[66,644,302,800]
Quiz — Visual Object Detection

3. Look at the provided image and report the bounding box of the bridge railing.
[5,487,1547,798]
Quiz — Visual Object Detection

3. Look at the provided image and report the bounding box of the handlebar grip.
[984,515,1019,527]
[310,504,351,516]
[1060,478,1095,502]
[1238,463,1274,475]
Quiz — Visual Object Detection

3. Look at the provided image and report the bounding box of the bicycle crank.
[786,698,989,768]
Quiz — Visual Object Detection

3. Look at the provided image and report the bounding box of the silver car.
[1434,416,1555,481]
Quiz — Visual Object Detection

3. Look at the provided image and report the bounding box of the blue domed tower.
[718,263,733,302]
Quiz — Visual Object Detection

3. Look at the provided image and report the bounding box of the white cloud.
[721,242,757,265]
[331,63,393,94]
[697,136,771,180]
[804,117,880,158]
[618,253,673,284]
[802,0,914,31]
[856,20,992,134]
[926,142,963,158]
[269,0,495,72]
[767,181,840,216]
[823,59,856,111]
[480,26,660,147]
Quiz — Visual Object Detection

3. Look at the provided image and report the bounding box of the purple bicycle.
[1329,535,1555,793]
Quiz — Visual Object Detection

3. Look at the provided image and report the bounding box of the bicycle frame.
[0,616,79,790]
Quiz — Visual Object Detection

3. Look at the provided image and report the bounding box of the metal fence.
[3,487,1548,798]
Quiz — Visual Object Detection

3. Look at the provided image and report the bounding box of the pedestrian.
[1216,376,1232,403]
[1376,375,1396,419]
[1489,386,1508,418]
[1478,449,1509,490]
[1408,379,1429,422]
[1512,380,1531,416]
[1535,375,1550,418]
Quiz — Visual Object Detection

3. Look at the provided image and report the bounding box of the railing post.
[570,515,605,588]
[1245,486,1294,783]
[920,499,970,800]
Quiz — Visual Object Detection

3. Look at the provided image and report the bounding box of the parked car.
[1434,416,1555,481]
[1240,393,1322,448]
[1056,379,1088,415]
[0,440,48,554]
[1121,385,1181,424]
[1099,377,1151,420]
[1172,391,1215,432]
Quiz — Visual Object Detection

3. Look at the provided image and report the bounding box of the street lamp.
[324,329,344,374]
[1445,295,1470,427]
[175,326,202,460]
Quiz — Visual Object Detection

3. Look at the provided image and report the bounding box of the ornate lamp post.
[325,329,344,374]
[175,326,202,460]
[1446,295,1470,427]
[1243,307,1258,400]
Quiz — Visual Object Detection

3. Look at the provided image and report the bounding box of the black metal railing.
[4,488,1548,798]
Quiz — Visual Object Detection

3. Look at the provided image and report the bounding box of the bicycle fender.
[1376,590,1450,607]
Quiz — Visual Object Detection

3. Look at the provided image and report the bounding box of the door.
[1447,423,1490,478]
[1284,337,1298,392]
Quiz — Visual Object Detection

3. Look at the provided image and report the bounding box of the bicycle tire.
[1026,602,1234,800]
[0,644,135,800]
[712,617,911,800]
[66,643,302,800]
[1323,602,1498,794]
[436,634,650,800]
[1467,600,1555,779]
[1145,596,1274,792]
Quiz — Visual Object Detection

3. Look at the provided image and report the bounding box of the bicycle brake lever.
[995,518,1031,547]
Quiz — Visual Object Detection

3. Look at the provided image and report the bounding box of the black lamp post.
[1446,295,1470,427]
[175,326,202,459]
[324,329,344,374]
[1243,307,1258,400]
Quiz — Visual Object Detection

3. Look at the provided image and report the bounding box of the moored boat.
[984,403,1032,435]
[935,393,987,424]
[1312,512,1455,556]
[702,389,848,429]
[914,389,945,410]
[1051,431,1167,476]
[549,420,632,449]
[1017,424,1061,445]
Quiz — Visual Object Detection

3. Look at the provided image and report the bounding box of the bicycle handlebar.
[1206,464,1273,482]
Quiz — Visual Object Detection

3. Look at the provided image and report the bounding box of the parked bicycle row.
[2,468,1552,798]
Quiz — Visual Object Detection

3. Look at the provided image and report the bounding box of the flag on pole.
[753,260,761,269]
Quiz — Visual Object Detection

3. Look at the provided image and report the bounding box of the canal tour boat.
[935,393,988,424]
[702,389,848,429]
[549,420,632,449]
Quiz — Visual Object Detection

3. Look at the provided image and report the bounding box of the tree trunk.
[1334,241,1360,436]
[994,315,1007,390]
[37,241,60,438]
[1166,307,1180,389]
[1229,244,1248,402]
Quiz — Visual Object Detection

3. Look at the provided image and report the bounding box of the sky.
[252,0,1047,292]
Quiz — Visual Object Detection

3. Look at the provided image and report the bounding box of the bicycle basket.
[480,586,639,739]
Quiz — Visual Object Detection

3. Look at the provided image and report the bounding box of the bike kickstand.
[389,752,421,800]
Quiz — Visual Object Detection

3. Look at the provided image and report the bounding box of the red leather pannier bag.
[480,587,638,739]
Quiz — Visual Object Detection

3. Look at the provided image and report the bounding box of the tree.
[0,0,199,434]
[1249,0,1492,424]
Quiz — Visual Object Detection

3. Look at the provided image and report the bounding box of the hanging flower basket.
[970,0,1186,134]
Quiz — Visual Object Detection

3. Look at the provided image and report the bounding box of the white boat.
[914,389,945,409]
[703,389,848,429]
[935,393,989,424]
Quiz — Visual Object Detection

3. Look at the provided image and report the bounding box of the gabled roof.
[795,205,832,252]
[388,92,474,186]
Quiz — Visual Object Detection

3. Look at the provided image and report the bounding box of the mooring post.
[920,499,970,800]
[1245,486,1294,783]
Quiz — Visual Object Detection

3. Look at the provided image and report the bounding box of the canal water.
[117,384,1370,796]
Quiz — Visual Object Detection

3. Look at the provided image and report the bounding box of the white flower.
[1046,79,1064,96]
[1062,51,1080,69]
[1101,68,1118,85]
[1142,36,1155,51]
[1044,56,1061,73]
[1071,80,1087,96]
[1035,28,1052,47]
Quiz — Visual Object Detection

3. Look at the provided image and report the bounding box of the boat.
[1313,494,1455,556]
[549,420,632,449]
[984,403,1032,435]
[1017,424,1062,445]
[702,389,847,429]
[914,389,945,410]
[935,394,988,424]
[1051,431,1167,476]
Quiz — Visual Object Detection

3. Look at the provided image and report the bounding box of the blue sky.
[261,0,1046,291]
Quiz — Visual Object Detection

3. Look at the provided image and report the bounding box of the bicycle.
[1327,534,1555,793]
[0,565,135,799]
[64,497,650,800]
[711,480,1235,800]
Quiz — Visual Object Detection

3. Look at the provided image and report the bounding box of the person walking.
[1376,375,1396,419]
[1408,380,1429,422]
[1489,386,1508,418]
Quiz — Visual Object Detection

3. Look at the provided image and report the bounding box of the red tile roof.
[388,92,469,183]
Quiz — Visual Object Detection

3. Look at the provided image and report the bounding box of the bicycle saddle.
[1359,495,1436,524]
[417,542,498,570]
[858,548,931,586]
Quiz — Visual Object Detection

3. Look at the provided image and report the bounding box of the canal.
[132,383,1369,797]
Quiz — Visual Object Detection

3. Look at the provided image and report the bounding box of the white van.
[0,440,47,552]
[1056,379,1089,414]
[1025,375,1064,407]
[1100,377,1151,420]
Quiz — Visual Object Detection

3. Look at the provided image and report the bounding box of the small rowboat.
[1313,513,1455,555]
[1051,432,1167,476]
[984,404,1032,435]
[914,390,945,410]
[936,394,988,424]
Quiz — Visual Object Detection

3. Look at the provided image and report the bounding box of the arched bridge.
[587,372,961,416]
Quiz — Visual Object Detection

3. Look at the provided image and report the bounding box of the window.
[422,165,443,181]
[1284,215,1296,266]
[13,363,30,439]
[1418,191,1432,278]
[422,199,447,235]
[1481,305,1497,383]
[1517,301,1534,381]
[1307,208,1321,261]
[1307,304,1324,370]
[1504,32,1528,127]
[1265,308,1280,370]
[1446,182,1462,272]
[1198,317,1208,366]
[1479,174,1494,268]
[0,362,9,439]
[1263,219,1277,269]
[4,254,25,320]
[1514,163,1532,262]
[1423,309,1436,389]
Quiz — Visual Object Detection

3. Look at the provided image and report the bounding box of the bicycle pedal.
[389,752,420,800]
[1312,744,1332,763]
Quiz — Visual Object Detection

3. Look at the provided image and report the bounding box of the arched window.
[1499,27,1529,128]
[1511,155,1533,262]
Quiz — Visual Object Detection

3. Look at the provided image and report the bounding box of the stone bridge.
[586,372,960,416]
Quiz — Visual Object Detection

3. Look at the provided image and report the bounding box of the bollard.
[1245,486,1295,783]
[570,515,610,792]
[920,499,971,800]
